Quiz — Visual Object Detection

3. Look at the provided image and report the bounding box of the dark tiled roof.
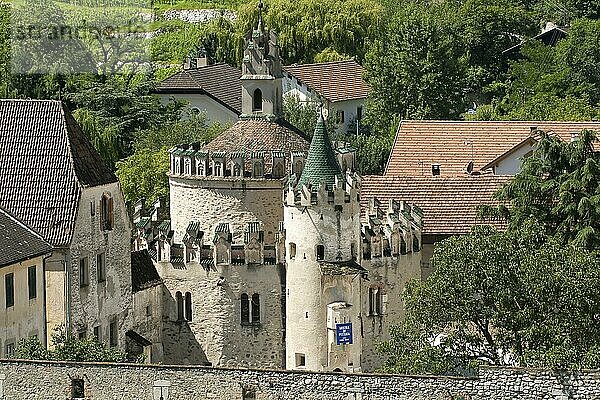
[201,117,309,173]
[283,60,370,103]
[361,175,511,235]
[297,115,343,189]
[385,121,600,177]
[0,100,117,246]
[131,249,162,293]
[156,63,242,114]
[320,260,366,276]
[0,207,52,268]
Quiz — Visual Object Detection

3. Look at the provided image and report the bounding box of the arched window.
[251,293,260,323]
[253,88,263,112]
[316,245,325,261]
[293,160,303,176]
[273,162,284,178]
[185,292,192,321]
[233,163,242,177]
[289,243,296,259]
[241,293,250,324]
[214,161,222,176]
[176,291,184,321]
[184,158,191,175]
[413,235,420,252]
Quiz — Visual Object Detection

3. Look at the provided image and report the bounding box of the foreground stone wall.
[0,360,599,399]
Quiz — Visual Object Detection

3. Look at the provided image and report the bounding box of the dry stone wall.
[0,360,599,400]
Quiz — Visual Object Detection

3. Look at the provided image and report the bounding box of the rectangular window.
[93,326,100,341]
[90,201,95,216]
[295,353,306,367]
[79,257,89,287]
[5,342,15,358]
[71,378,85,399]
[96,253,106,283]
[5,273,14,308]
[109,321,117,347]
[28,265,37,299]
[336,110,345,124]
[78,329,86,340]
[369,287,384,316]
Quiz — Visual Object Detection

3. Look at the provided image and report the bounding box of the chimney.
[571,132,579,143]
[530,126,538,135]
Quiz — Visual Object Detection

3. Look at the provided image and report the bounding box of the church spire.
[296,109,343,189]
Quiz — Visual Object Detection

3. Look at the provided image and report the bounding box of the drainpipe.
[41,252,52,348]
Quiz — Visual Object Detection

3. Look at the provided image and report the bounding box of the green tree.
[380,223,600,374]
[282,94,335,138]
[115,112,227,204]
[488,129,600,248]
[14,326,126,363]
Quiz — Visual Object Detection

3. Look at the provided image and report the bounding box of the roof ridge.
[0,206,50,244]
[284,59,360,69]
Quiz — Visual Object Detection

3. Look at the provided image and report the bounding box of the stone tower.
[240,1,283,118]
[284,113,363,371]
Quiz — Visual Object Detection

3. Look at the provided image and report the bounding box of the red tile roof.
[385,121,600,177]
[361,175,511,235]
[156,63,242,114]
[283,60,370,103]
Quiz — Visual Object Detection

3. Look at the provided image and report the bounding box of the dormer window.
[214,161,222,177]
[432,164,441,176]
[253,89,263,112]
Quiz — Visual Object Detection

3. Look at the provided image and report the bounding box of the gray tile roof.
[0,100,117,246]
[0,207,52,268]
[156,63,242,114]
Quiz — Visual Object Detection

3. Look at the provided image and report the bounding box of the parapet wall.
[0,359,599,399]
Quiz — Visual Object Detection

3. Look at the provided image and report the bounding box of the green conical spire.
[296,112,343,189]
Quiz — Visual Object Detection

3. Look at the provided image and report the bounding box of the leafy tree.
[115,112,227,204]
[282,94,335,138]
[488,129,600,249]
[363,1,468,135]
[380,223,600,374]
[14,326,126,363]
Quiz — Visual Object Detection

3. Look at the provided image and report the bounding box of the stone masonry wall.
[0,360,599,399]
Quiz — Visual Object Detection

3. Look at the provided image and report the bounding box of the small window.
[336,110,345,124]
[289,243,297,259]
[243,387,256,400]
[413,234,421,252]
[253,162,263,178]
[71,378,85,399]
[369,287,384,316]
[90,201,95,216]
[316,245,325,261]
[295,353,306,367]
[146,305,152,317]
[78,329,86,340]
[251,293,260,324]
[184,158,191,175]
[100,193,114,231]
[109,320,117,347]
[351,242,357,261]
[5,273,14,308]
[176,291,184,321]
[79,257,89,287]
[241,293,250,324]
[96,253,106,283]
[253,88,263,112]
[5,342,14,358]
[432,164,441,176]
[293,160,303,176]
[93,326,100,341]
[185,292,193,322]
[28,265,37,299]
[272,161,285,178]
[214,161,222,177]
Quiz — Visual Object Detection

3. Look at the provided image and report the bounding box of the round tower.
[284,114,362,371]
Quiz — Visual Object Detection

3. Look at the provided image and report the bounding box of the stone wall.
[0,360,599,399]
[169,177,284,244]
[68,182,133,348]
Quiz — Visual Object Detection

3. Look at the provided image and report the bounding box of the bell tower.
[240,1,283,118]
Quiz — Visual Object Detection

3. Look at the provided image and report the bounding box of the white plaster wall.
[491,143,535,175]
[157,93,238,125]
[169,177,284,244]
[67,182,133,350]
[0,255,48,354]
[241,78,283,116]
[284,197,362,371]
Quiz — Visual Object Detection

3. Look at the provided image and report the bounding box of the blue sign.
[336,323,353,345]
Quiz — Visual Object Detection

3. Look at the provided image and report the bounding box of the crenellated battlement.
[133,216,286,269]
[285,169,361,207]
[361,198,423,259]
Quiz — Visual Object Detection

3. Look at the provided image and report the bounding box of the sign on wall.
[336,323,353,345]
